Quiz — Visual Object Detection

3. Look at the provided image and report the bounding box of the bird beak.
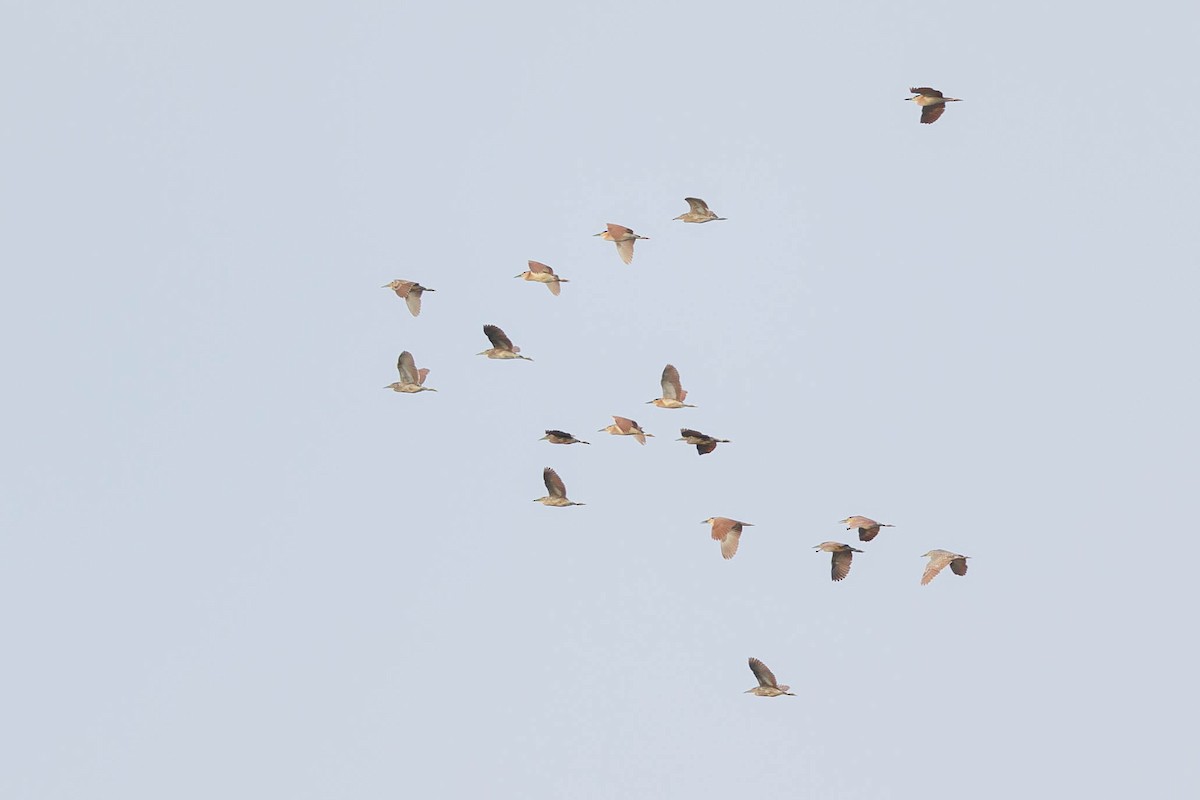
[513,274,523,278]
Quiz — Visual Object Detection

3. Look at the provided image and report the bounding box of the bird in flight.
[382,280,435,317]
[383,351,436,393]
[906,87,962,124]
[514,260,569,296]
[477,324,533,361]
[920,550,970,585]
[745,657,795,697]
[673,197,726,223]
[594,223,649,264]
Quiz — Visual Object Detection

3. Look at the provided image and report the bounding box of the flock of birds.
[382,88,969,697]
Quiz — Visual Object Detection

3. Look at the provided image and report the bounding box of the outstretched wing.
[660,364,684,401]
[920,104,946,124]
[484,324,514,351]
[396,351,418,384]
[748,657,778,688]
[543,467,567,498]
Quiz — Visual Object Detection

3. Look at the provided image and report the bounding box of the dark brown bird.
[477,324,532,360]
[676,428,730,455]
[814,541,863,582]
[906,87,962,124]
[539,430,590,445]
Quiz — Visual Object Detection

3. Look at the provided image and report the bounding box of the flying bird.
[840,516,895,543]
[599,415,653,445]
[514,260,569,296]
[539,430,590,445]
[477,324,532,360]
[745,657,794,697]
[906,87,962,124]
[382,280,435,317]
[533,467,585,507]
[676,428,730,455]
[383,351,436,393]
[673,197,726,223]
[814,542,863,582]
[704,517,753,560]
[594,223,649,264]
[647,364,695,408]
[920,550,970,585]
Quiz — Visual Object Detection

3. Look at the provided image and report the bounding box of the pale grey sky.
[2,1,1198,798]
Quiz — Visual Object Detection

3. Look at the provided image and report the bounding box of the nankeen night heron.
[920,550,970,585]
[599,415,653,445]
[594,223,649,264]
[745,657,794,697]
[539,430,590,445]
[514,260,569,296]
[383,351,436,393]
[673,197,726,223]
[704,517,753,560]
[840,516,895,543]
[906,87,962,124]
[814,541,863,582]
[677,428,729,455]
[478,324,532,361]
[647,364,695,409]
[382,280,434,317]
[533,467,584,507]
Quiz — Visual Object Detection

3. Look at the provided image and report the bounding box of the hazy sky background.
[3,2,1198,798]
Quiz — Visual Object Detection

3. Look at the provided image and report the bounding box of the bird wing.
[950,557,969,576]
[831,549,854,582]
[416,368,430,386]
[543,467,566,498]
[910,87,943,97]
[527,260,553,275]
[546,280,561,296]
[396,351,418,384]
[660,364,683,401]
[612,415,635,432]
[920,104,946,124]
[389,280,414,297]
[684,197,709,214]
[858,525,880,542]
[614,238,635,264]
[748,658,778,688]
[921,552,954,585]
[634,431,647,445]
[697,441,717,455]
[404,289,424,316]
[484,324,514,350]
[680,428,703,440]
[606,223,632,238]
[545,429,572,439]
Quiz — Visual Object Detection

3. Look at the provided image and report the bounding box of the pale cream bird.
[514,260,569,296]
[594,223,649,264]
[840,516,895,543]
[745,658,795,697]
[920,550,970,585]
[906,87,962,124]
[383,351,436,393]
[814,542,863,582]
[477,324,533,361]
[533,467,585,507]
[704,517,753,560]
[382,280,435,317]
[673,197,726,223]
[647,364,695,408]
[598,415,653,445]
